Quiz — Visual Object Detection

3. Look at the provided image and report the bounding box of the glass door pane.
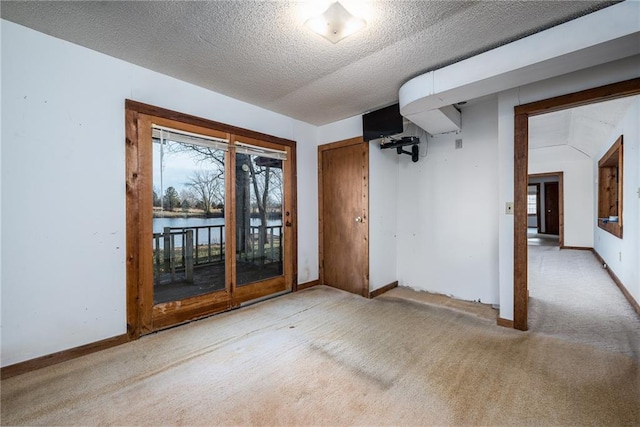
[152,128,227,304]
[235,152,284,286]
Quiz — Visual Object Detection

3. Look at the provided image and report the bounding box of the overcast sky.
[153,141,223,196]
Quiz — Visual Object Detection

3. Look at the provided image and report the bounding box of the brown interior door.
[319,138,369,297]
[544,181,560,235]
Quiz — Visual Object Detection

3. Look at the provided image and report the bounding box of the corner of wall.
[293,120,320,284]
[317,115,362,146]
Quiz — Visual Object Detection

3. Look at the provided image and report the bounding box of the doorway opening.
[527,173,562,247]
[513,77,640,331]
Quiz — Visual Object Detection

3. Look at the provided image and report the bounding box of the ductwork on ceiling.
[399,0,640,136]
[408,105,461,135]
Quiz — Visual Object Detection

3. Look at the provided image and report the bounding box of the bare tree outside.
[248,160,283,246]
[186,169,225,216]
[167,143,224,170]
[179,188,199,209]
[237,155,283,267]
[165,140,282,227]
[153,137,226,217]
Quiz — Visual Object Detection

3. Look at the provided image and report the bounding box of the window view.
[235,146,285,286]
[527,194,537,215]
[152,126,228,304]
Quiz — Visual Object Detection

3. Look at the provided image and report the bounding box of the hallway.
[528,246,640,359]
[527,227,559,247]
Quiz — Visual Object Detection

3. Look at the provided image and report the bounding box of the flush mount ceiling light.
[305,1,366,44]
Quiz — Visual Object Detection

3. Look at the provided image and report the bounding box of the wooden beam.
[138,114,154,335]
[125,100,296,148]
[125,107,141,340]
[515,77,640,117]
[514,112,529,331]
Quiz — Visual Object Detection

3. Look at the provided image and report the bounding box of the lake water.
[153,216,282,246]
[153,216,226,233]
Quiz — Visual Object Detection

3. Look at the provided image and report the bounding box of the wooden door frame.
[125,100,298,339]
[513,77,640,331]
[318,137,369,297]
[528,173,564,245]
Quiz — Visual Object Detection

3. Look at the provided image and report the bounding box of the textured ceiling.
[529,96,636,158]
[1,1,617,125]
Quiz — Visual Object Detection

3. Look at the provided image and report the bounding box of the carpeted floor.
[2,285,638,425]
[528,245,640,359]
[527,228,559,247]
[381,286,498,322]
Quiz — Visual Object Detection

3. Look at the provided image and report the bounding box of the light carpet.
[528,245,640,359]
[2,285,639,425]
[380,286,498,322]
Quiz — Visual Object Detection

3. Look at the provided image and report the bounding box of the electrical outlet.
[455,139,463,149]
[505,202,514,215]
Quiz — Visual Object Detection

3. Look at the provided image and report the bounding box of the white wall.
[529,147,594,247]
[368,143,399,291]
[496,54,640,320]
[1,20,319,366]
[594,98,640,304]
[293,121,319,285]
[317,115,361,145]
[396,98,500,304]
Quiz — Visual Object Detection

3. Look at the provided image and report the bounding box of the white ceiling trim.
[399,1,640,133]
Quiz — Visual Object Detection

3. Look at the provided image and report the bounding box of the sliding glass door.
[152,126,228,304]
[232,138,290,302]
[125,104,295,335]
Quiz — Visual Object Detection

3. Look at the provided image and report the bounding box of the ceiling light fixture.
[305,1,366,44]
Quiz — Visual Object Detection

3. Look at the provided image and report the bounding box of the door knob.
[355,216,362,223]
